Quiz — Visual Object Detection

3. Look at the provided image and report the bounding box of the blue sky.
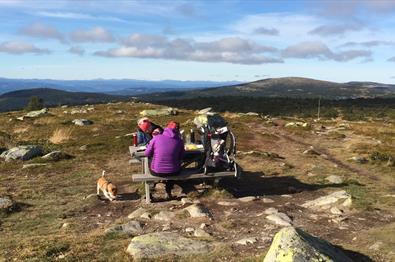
[0,0,395,83]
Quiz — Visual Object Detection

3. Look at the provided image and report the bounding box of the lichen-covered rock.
[184,204,210,218]
[263,227,353,262]
[0,145,43,161]
[126,232,211,259]
[24,108,48,118]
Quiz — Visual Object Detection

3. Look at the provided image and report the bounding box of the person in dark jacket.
[144,121,184,198]
[136,117,163,145]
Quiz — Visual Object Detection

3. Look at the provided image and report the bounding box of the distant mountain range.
[0,78,241,95]
[1,77,395,112]
[143,77,395,101]
[0,88,128,112]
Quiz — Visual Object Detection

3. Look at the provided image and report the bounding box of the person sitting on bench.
[144,121,184,199]
[136,117,163,146]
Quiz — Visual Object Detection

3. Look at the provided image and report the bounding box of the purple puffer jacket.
[144,128,185,174]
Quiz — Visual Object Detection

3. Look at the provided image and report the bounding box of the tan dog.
[97,171,117,201]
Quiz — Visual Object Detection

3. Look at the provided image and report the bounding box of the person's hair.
[167,120,180,130]
[137,117,150,125]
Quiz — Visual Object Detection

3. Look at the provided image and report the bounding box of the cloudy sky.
[1,0,395,83]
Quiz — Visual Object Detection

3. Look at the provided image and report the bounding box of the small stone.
[342,197,352,207]
[369,241,383,250]
[153,211,175,221]
[281,194,292,198]
[128,207,147,219]
[105,220,143,236]
[61,223,69,229]
[79,145,88,151]
[200,223,208,229]
[42,151,71,161]
[218,201,237,206]
[184,204,210,218]
[325,175,343,184]
[307,172,316,177]
[262,198,274,203]
[330,207,343,215]
[238,196,257,202]
[303,148,320,155]
[0,196,14,212]
[140,212,152,220]
[264,208,279,215]
[185,227,194,233]
[72,119,93,126]
[235,237,257,245]
[181,198,193,205]
[194,228,210,238]
[162,223,171,231]
[349,156,368,164]
[22,163,47,169]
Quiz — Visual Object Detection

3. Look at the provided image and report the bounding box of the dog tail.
[102,170,106,177]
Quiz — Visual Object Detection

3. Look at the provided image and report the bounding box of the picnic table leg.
[143,157,151,204]
[145,182,151,204]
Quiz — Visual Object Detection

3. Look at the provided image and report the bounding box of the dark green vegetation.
[144,96,395,120]
[24,96,44,111]
[143,77,395,100]
[0,88,130,112]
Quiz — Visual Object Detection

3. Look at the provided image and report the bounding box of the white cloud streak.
[20,22,65,43]
[0,41,50,54]
[68,46,84,56]
[36,11,127,22]
[95,34,282,65]
[70,27,114,43]
[282,41,371,62]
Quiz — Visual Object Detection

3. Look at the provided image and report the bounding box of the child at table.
[136,117,163,145]
[144,121,184,199]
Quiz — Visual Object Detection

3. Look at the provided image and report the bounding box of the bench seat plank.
[132,169,235,182]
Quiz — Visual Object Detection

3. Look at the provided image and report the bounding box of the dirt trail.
[252,120,379,181]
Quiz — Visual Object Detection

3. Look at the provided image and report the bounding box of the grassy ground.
[0,102,394,261]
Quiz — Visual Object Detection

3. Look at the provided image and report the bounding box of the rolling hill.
[143,77,395,101]
[0,88,129,112]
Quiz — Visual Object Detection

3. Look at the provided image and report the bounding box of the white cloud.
[308,22,364,36]
[253,27,279,36]
[339,40,395,48]
[70,27,114,43]
[95,34,282,65]
[36,11,127,22]
[0,41,50,54]
[68,46,84,56]
[20,22,65,42]
[282,41,371,62]
[387,56,395,62]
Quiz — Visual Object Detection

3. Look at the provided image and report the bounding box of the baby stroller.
[193,111,240,178]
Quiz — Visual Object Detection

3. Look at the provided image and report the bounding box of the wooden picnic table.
[129,145,236,203]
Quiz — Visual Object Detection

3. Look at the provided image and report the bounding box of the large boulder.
[0,145,43,161]
[140,108,177,116]
[126,232,211,259]
[263,227,353,262]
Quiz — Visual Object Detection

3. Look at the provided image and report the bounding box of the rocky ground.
[0,102,394,261]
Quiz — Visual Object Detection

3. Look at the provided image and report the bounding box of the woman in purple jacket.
[144,121,184,198]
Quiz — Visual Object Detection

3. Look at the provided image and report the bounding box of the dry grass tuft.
[49,128,73,144]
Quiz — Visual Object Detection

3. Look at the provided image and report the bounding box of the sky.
[0,0,395,83]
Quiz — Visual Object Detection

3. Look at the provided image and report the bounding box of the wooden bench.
[132,155,235,203]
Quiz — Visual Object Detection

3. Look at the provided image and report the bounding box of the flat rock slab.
[1,145,43,161]
[217,201,237,206]
[301,190,351,210]
[266,212,292,226]
[184,204,210,218]
[263,227,353,262]
[105,221,143,236]
[128,207,147,219]
[24,108,48,118]
[22,163,48,169]
[126,232,211,259]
